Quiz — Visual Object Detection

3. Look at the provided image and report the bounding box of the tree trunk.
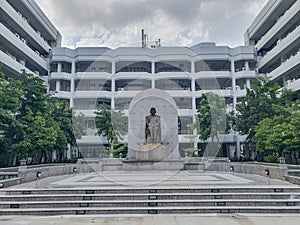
[244,144,250,161]
[293,151,298,165]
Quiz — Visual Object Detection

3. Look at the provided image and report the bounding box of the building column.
[231,59,241,159]
[192,95,198,155]
[191,79,196,92]
[57,62,62,73]
[151,61,156,89]
[112,60,116,74]
[70,60,75,108]
[191,60,195,74]
[244,61,249,71]
[111,60,116,110]
[111,78,115,110]
[192,79,196,111]
[151,61,155,74]
[55,80,61,92]
[191,60,197,154]
[231,59,237,115]
[246,79,251,89]
[151,79,155,89]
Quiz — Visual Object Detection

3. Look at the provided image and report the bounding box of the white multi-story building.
[1,0,261,159]
[0,0,61,78]
[245,0,300,95]
[49,43,257,158]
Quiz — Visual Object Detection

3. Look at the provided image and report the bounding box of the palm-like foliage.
[95,105,127,157]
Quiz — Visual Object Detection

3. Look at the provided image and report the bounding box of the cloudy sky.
[35,0,268,49]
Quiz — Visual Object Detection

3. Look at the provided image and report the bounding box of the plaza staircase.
[1,186,300,215]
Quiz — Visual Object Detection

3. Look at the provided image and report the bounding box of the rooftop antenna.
[141,29,148,48]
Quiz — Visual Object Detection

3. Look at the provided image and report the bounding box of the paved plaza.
[0,214,300,225]
[6,170,293,189]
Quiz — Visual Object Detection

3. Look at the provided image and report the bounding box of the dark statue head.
[150,107,156,116]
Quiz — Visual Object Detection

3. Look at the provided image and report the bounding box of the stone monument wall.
[127,89,179,160]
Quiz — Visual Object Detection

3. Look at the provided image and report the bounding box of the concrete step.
[0,199,299,209]
[1,192,300,201]
[1,186,300,215]
[4,186,300,195]
[288,170,300,176]
[1,206,300,215]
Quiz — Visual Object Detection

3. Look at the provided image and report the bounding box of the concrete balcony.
[196,133,242,143]
[77,136,105,144]
[235,70,257,79]
[236,89,247,98]
[178,109,196,117]
[49,72,72,81]
[114,90,140,98]
[75,72,111,80]
[54,91,71,99]
[268,51,300,80]
[114,72,151,79]
[1,0,51,53]
[155,72,191,79]
[178,135,197,143]
[77,135,128,144]
[256,0,300,51]
[74,110,97,117]
[287,78,300,91]
[179,133,243,143]
[194,71,231,79]
[259,25,300,69]
[194,89,232,97]
[0,23,47,70]
[165,90,193,98]
[0,49,34,75]
[74,91,112,99]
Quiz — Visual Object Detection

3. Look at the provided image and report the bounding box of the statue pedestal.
[136,144,170,161]
[123,143,184,171]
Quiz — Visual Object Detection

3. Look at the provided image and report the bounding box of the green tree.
[288,108,300,163]
[19,71,48,116]
[195,93,227,157]
[0,65,23,160]
[72,112,87,140]
[235,76,298,161]
[16,110,58,162]
[235,77,282,143]
[254,101,300,163]
[95,105,127,157]
[0,68,80,165]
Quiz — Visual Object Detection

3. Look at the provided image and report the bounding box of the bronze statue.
[145,107,161,143]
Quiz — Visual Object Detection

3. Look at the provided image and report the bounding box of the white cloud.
[35,0,268,49]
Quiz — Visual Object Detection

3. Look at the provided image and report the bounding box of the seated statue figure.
[145,107,161,144]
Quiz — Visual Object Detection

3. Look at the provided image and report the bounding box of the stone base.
[135,144,170,161]
[102,158,123,171]
[122,159,184,171]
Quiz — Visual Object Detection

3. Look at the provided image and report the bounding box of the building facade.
[245,0,300,95]
[0,0,267,159]
[0,0,61,79]
[49,43,257,158]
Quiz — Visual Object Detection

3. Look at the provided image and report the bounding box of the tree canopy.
[254,102,300,163]
[235,77,283,142]
[0,67,84,166]
[235,76,299,163]
[196,92,227,142]
[195,92,228,157]
[95,104,127,157]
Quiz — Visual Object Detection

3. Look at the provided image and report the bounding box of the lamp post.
[36,171,42,180]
